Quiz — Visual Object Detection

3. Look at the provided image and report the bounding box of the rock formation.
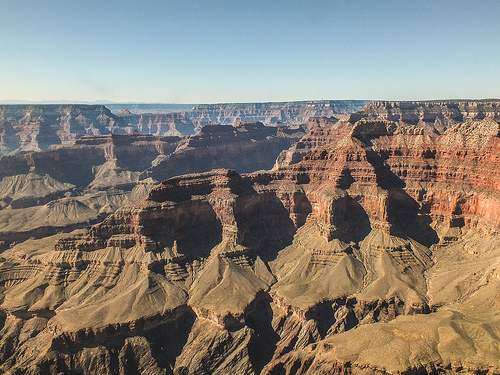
[1,110,500,373]
[0,124,304,250]
[353,100,500,133]
[274,116,350,168]
[187,100,369,129]
[0,101,368,156]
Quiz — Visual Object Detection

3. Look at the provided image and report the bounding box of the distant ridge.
[0,100,370,155]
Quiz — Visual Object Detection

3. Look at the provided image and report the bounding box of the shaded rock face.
[0,124,304,250]
[2,116,500,374]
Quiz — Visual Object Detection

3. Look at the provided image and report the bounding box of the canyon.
[0,100,368,156]
[0,100,500,374]
[0,122,304,251]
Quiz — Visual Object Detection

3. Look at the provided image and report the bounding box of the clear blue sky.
[1,0,499,103]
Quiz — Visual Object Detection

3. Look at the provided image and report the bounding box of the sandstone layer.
[1,113,500,374]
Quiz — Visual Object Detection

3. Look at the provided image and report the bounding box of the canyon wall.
[276,99,500,169]
[0,100,369,156]
[187,100,369,129]
[0,105,196,155]
[352,99,500,132]
[0,123,304,250]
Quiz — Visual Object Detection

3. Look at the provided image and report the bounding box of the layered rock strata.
[1,117,500,373]
[187,100,369,129]
[0,124,304,250]
[0,101,368,156]
[353,100,500,133]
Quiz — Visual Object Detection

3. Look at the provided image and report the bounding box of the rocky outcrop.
[2,115,500,373]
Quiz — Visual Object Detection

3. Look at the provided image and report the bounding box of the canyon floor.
[1,100,500,374]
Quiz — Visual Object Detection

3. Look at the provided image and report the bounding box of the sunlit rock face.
[352,100,500,132]
[1,105,500,374]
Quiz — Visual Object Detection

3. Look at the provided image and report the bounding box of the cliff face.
[1,116,500,374]
[187,100,370,129]
[353,100,500,133]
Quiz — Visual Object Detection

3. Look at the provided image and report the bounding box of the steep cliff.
[1,115,500,374]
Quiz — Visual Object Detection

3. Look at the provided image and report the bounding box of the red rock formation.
[274,118,352,168]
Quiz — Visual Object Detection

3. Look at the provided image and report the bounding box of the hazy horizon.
[1,98,499,107]
[1,0,499,103]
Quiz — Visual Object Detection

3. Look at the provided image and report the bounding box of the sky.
[0,0,499,104]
